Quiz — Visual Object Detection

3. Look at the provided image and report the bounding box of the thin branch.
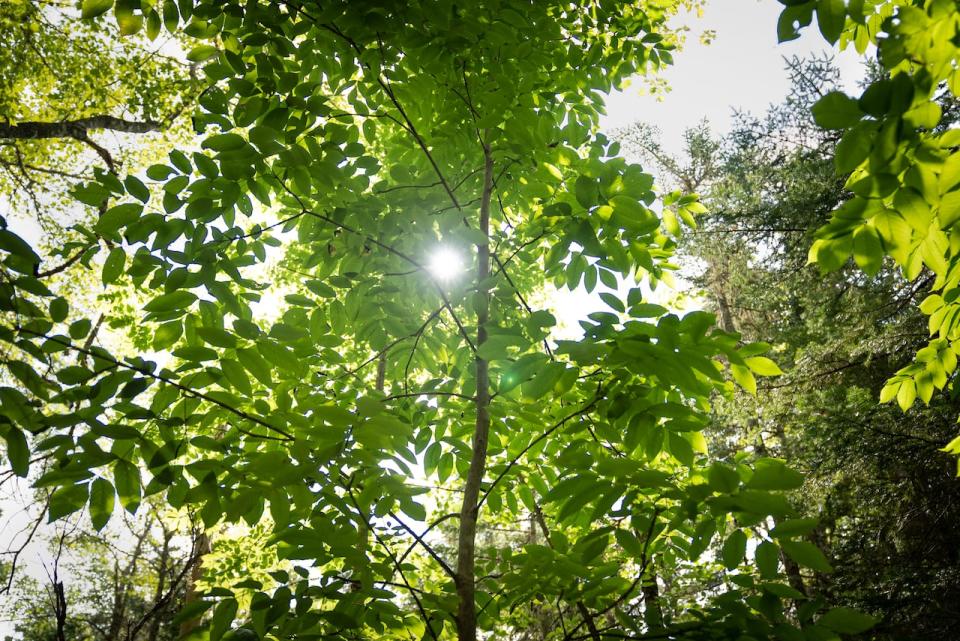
[384,391,474,402]
[398,512,459,565]
[0,157,86,180]
[125,544,204,641]
[478,392,603,510]
[389,512,456,579]
[345,487,439,641]
[37,246,91,279]
[336,307,443,382]
[0,116,160,140]
[0,496,49,595]
[319,21,463,210]
[13,328,295,440]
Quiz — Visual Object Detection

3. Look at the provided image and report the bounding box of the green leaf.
[49,297,68,323]
[153,321,183,350]
[237,348,272,386]
[49,482,90,521]
[748,458,804,491]
[777,4,813,42]
[476,335,524,361]
[812,91,862,130]
[614,528,644,557]
[575,176,598,208]
[0,229,41,264]
[755,541,780,579]
[169,149,192,174]
[896,379,917,411]
[171,600,213,626]
[95,203,143,236]
[89,477,115,530]
[938,191,960,228]
[144,290,197,313]
[210,598,239,641]
[115,3,143,35]
[102,247,126,286]
[771,517,819,538]
[744,356,783,377]
[599,292,625,313]
[187,44,220,62]
[835,124,874,173]
[731,363,757,395]
[707,463,740,494]
[203,134,247,152]
[721,529,747,570]
[81,0,113,19]
[146,164,176,180]
[852,225,883,276]
[629,303,667,318]
[145,7,161,39]
[220,358,252,395]
[162,0,179,32]
[124,175,150,202]
[522,363,565,400]
[56,365,94,385]
[197,327,237,349]
[816,0,846,44]
[113,460,141,513]
[818,607,878,634]
[780,540,833,573]
[3,427,30,477]
[69,319,92,340]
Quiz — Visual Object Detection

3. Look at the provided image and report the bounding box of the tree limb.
[0,116,160,140]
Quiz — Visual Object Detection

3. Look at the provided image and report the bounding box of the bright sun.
[427,247,465,282]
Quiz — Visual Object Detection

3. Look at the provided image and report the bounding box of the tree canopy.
[1,1,959,641]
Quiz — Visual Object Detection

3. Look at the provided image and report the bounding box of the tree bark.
[145,527,173,641]
[455,142,495,641]
[0,116,160,140]
[716,289,736,335]
[641,574,663,630]
[178,530,211,638]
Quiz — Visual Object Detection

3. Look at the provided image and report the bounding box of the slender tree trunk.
[53,580,67,641]
[716,289,735,335]
[455,143,495,641]
[641,574,663,629]
[145,527,173,641]
[532,506,599,641]
[178,530,211,638]
[779,549,809,597]
[109,524,147,641]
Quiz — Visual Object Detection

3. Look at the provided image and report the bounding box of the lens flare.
[427,247,464,282]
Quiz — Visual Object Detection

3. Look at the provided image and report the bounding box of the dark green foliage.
[623,54,960,640]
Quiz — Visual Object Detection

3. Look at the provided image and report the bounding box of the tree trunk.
[145,527,173,641]
[716,289,736,335]
[455,143,494,641]
[641,574,663,630]
[178,530,211,638]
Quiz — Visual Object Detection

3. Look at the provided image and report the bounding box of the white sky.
[603,0,865,146]
[548,0,866,337]
[0,3,872,635]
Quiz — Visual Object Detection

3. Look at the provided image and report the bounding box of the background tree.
[617,54,960,639]
[0,0,198,230]
[3,505,197,641]
[781,0,960,466]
